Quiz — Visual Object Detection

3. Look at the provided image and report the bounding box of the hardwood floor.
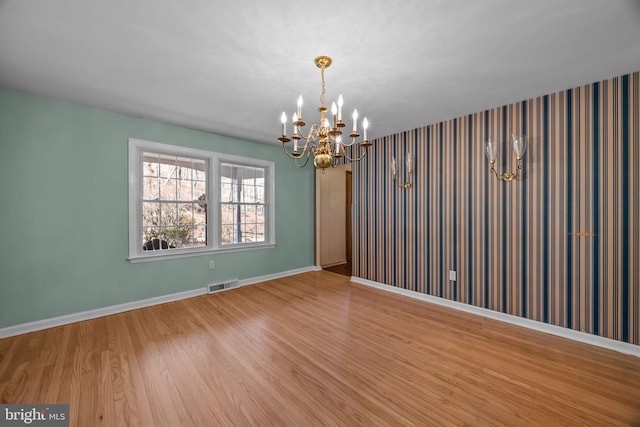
[1,271,639,426]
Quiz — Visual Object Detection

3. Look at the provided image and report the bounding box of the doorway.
[319,167,353,277]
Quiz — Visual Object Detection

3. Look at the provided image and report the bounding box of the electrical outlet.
[449,270,456,281]
[209,260,215,270]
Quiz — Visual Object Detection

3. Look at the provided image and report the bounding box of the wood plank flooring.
[1,270,639,426]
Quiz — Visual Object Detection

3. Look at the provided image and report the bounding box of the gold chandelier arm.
[339,135,359,148]
[293,150,312,168]
[282,139,319,167]
[299,124,320,142]
[281,142,308,160]
[282,125,320,159]
[343,144,369,162]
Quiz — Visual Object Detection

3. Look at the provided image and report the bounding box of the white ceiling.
[1,0,640,146]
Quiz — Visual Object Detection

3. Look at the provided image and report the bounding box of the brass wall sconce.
[485,135,527,182]
[391,153,413,189]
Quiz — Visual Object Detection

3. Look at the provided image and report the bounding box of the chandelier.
[278,56,372,169]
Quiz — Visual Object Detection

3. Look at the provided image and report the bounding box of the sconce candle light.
[485,135,527,182]
[392,152,413,189]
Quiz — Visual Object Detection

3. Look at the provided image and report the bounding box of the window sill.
[128,242,276,263]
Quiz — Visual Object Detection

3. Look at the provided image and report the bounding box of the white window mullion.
[209,155,219,250]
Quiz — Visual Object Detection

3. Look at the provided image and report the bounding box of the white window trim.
[128,138,276,263]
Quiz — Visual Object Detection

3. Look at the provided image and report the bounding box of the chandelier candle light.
[278,56,372,169]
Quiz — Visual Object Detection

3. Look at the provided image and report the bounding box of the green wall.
[0,89,315,328]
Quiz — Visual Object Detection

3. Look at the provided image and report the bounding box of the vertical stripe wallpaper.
[353,71,640,345]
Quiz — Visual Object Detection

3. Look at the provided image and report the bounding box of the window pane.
[142,227,160,247]
[240,185,248,203]
[241,205,253,224]
[143,177,159,200]
[159,155,176,178]
[241,224,254,243]
[176,157,193,179]
[252,187,261,204]
[220,182,232,203]
[178,206,194,248]
[232,165,244,182]
[160,203,177,227]
[194,170,206,181]
[221,163,232,180]
[231,183,240,203]
[193,181,206,201]
[160,178,177,200]
[143,153,160,177]
[221,200,243,245]
[195,201,207,224]
[178,176,192,201]
[178,203,193,221]
[256,224,265,242]
[253,204,261,223]
[221,225,235,245]
[159,226,177,247]
[174,225,193,248]
[221,203,236,226]
[193,225,207,247]
[143,234,172,250]
[243,166,255,186]
[240,184,249,203]
[142,202,160,228]
[193,158,206,177]
[250,185,261,203]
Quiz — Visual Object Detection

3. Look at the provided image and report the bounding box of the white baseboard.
[238,265,319,286]
[0,265,317,339]
[351,276,640,358]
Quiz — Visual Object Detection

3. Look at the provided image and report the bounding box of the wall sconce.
[485,135,527,182]
[391,153,413,189]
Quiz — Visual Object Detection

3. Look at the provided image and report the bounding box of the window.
[220,163,267,245]
[128,138,275,262]
[141,152,208,250]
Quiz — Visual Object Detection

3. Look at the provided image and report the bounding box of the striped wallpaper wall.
[352,71,639,345]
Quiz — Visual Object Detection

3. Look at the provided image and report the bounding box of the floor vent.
[207,280,239,294]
